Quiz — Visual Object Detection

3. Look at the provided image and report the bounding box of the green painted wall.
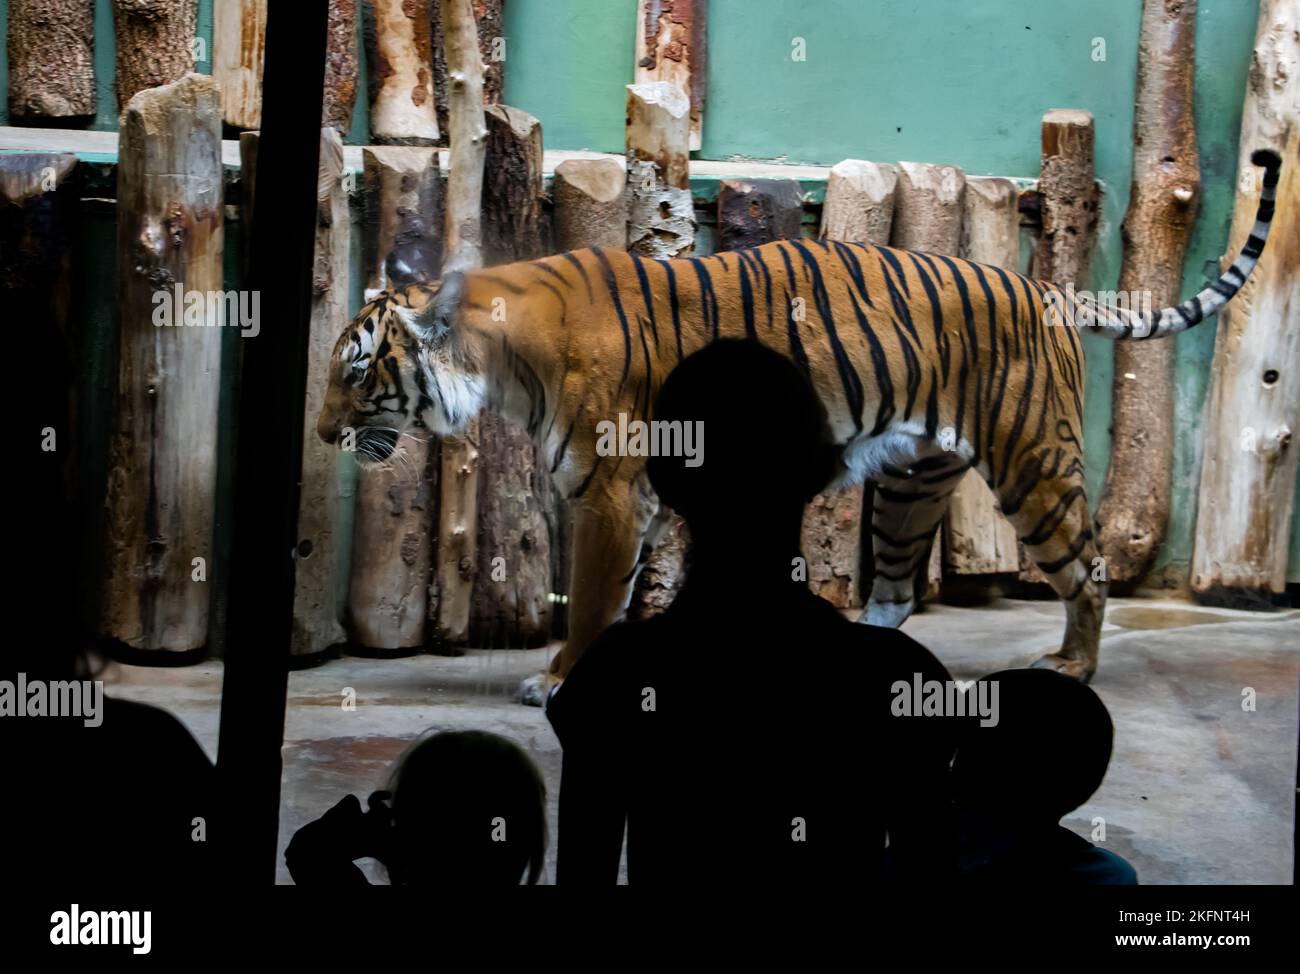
[4,0,1295,584]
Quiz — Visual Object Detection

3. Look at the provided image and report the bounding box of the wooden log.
[323,0,360,134]
[891,160,967,602]
[363,0,439,145]
[362,145,443,288]
[482,105,544,266]
[553,158,628,253]
[819,160,896,244]
[348,146,441,653]
[947,176,1023,577]
[548,156,627,633]
[6,0,95,119]
[626,81,696,258]
[474,103,553,648]
[716,178,803,252]
[892,160,965,251]
[432,0,488,646]
[101,74,223,654]
[1034,109,1099,286]
[1095,0,1201,588]
[430,0,505,142]
[1192,0,1300,606]
[214,0,267,130]
[238,129,350,657]
[803,160,897,610]
[634,0,707,151]
[110,0,197,112]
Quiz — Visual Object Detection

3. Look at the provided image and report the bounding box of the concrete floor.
[99,596,1299,885]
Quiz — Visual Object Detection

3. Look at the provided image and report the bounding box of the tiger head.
[316,272,486,466]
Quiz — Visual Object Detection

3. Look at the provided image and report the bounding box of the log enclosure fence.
[4,0,1296,672]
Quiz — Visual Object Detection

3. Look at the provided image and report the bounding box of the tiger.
[317,149,1281,704]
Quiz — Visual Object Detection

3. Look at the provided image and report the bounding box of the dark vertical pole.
[216,0,330,882]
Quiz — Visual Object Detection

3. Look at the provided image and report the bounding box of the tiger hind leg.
[858,453,969,629]
[996,461,1107,682]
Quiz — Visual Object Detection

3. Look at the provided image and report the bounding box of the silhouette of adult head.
[953,668,1113,825]
[646,339,838,541]
[384,729,548,885]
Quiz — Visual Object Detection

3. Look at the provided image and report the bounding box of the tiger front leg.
[518,472,659,707]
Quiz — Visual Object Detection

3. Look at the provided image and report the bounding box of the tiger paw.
[1030,652,1096,684]
[519,671,561,708]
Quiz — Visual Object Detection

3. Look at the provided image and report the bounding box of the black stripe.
[663,260,684,359]
[631,253,659,345]
[561,252,595,302]
[592,247,633,390]
[789,240,865,432]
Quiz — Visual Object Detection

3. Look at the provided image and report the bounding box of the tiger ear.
[397,272,465,345]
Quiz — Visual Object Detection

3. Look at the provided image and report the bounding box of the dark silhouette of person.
[952,668,1137,885]
[547,339,959,884]
[2,311,215,886]
[285,729,548,885]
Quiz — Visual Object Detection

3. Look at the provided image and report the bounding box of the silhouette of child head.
[646,339,838,529]
[952,669,1113,825]
[384,730,548,885]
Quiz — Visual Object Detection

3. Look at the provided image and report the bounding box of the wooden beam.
[6,0,95,119]
[1034,109,1098,286]
[635,0,707,151]
[430,0,505,142]
[1096,0,1201,588]
[553,157,628,253]
[349,146,441,653]
[110,0,197,112]
[475,103,554,648]
[241,129,351,657]
[1192,0,1300,606]
[626,81,695,258]
[432,0,489,646]
[948,176,1023,577]
[363,0,439,144]
[214,0,267,130]
[717,178,803,251]
[891,160,968,601]
[805,160,898,611]
[323,0,360,134]
[101,74,223,655]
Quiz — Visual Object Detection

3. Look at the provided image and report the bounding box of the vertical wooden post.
[1034,109,1099,286]
[819,159,896,244]
[432,0,489,646]
[349,146,441,653]
[323,0,360,135]
[947,177,1023,579]
[1095,0,1201,588]
[1193,0,1300,606]
[626,81,696,258]
[716,178,803,251]
[891,160,967,601]
[549,157,628,633]
[102,74,223,655]
[6,0,95,119]
[430,0,505,141]
[242,128,350,658]
[806,160,897,610]
[110,0,197,111]
[635,0,708,151]
[363,0,439,145]
[553,158,628,253]
[214,0,267,130]
[474,104,553,648]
